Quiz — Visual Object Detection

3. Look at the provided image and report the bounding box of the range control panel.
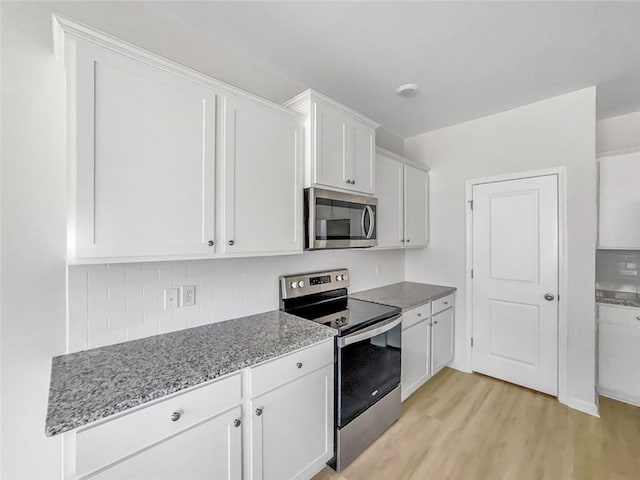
[279,269,350,300]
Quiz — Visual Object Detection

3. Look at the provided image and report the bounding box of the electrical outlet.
[164,288,179,309]
[181,285,196,307]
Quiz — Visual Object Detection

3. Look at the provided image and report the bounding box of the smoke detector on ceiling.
[396,83,419,97]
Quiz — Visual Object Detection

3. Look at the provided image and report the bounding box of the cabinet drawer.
[432,294,454,315]
[249,339,334,397]
[402,304,431,330]
[598,304,640,327]
[76,373,241,475]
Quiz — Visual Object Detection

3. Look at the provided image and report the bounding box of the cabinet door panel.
[401,318,430,400]
[598,322,640,403]
[404,165,429,247]
[599,153,640,249]
[349,122,375,194]
[222,97,303,255]
[74,41,216,258]
[431,308,454,375]
[313,102,348,189]
[87,407,241,480]
[376,154,404,248]
[250,365,333,480]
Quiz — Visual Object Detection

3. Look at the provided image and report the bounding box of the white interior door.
[472,175,559,395]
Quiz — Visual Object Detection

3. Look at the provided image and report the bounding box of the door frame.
[464,167,568,405]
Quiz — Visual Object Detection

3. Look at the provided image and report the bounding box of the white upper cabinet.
[404,164,429,247]
[55,16,304,262]
[598,152,640,249]
[376,152,405,248]
[284,89,378,195]
[70,40,217,260]
[375,148,429,249]
[314,101,348,188]
[220,96,303,256]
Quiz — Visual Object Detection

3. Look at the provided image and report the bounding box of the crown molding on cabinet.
[375,146,430,172]
[284,88,380,130]
[51,13,304,121]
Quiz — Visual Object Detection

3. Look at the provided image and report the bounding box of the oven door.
[336,315,402,427]
[306,188,377,250]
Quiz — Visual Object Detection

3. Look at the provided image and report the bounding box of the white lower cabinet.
[401,316,431,401]
[431,307,455,376]
[249,364,334,480]
[401,297,455,401]
[66,340,334,480]
[89,407,242,480]
[598,304,640,406]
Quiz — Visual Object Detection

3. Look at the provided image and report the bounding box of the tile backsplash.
[596,250,640,294]
[67,249,405,353]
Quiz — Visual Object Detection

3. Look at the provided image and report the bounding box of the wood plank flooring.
[313,368,640,480]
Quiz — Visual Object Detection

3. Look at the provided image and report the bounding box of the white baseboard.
[563,396,600,417]
[448,362,472,374]
[598,388,640,408]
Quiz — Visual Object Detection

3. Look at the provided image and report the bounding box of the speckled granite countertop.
[351,282,456,311]
[46,311,336,437]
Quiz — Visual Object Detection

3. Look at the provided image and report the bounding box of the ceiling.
[144,1,640,138]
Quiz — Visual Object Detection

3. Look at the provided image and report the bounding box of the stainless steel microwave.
[305,187,377,250]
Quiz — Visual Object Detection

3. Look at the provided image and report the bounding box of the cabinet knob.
[433,320,438,325]
[228,240,235,246]
[351,180,356,185]
[637,316,640,321]
[233,418,241,428]
[345,179,351,184]
[255,408,263,417]
[443,301,448,305]
[207,240,214,246]
[296,362,303,369]
[171,411,182,422]
[417,313,422,317]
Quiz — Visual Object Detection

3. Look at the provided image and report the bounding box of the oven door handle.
[338,314,402,347]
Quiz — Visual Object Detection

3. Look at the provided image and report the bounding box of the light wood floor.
[313,368,640,480]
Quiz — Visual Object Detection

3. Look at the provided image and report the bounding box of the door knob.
[544,293,555,301]
[207,240,214,246]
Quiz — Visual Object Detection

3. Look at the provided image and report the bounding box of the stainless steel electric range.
[279,269,402,471]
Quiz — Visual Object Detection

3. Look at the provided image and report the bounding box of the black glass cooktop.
[285,293,401,336]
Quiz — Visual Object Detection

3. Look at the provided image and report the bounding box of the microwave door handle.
[338,314,402,347]
[365,205,375,239]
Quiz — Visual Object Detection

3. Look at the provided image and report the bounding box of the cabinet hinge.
[471,268,474,279]
[471,337,474,348]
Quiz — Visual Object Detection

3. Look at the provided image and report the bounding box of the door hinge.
[468,199,474,210]
[471,337,474,348]
[471,268,474,279]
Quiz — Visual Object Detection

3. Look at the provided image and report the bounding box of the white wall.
[596,111,640,155]
[404,88,598,413]
[0,2,405,479]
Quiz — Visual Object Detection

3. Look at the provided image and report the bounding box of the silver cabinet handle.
[207,240,214,246]
[255,408,263,417]
[296,362,303,369]
[233,418,241,428]
[171,411,181,422]
[228,240,234,246]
